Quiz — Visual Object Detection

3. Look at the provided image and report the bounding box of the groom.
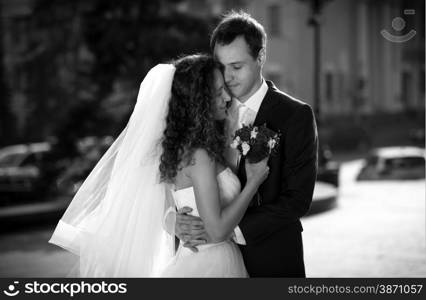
[176,11,318,277]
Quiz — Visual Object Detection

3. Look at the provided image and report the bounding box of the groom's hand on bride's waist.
[176,206,210,253]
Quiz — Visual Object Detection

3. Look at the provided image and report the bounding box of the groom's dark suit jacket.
[237,81,318,277]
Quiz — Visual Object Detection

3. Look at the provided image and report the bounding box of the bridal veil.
[49,64,177,277]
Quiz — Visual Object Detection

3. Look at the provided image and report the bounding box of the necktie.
[240,106,257,127]
[225,102,256,172]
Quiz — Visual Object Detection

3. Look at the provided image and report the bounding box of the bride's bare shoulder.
[181,148,214,176]
[189,148,215,167]
[174,149,212,188]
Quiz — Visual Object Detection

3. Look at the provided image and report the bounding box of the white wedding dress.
[49,65,248,277]
[160,167,248,277]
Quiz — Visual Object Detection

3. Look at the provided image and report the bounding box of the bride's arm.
[162,188,176,235]
[189,148,268,243]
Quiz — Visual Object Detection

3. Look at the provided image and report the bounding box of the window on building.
[268,4,281,37]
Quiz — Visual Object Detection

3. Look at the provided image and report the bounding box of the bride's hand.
[245,157,270,186]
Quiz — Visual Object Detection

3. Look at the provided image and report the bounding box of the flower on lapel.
[250,127,258,139]
[230,123,281,163]
[230,136,241,149]
[267,138,277,151]
[241,142,250,155]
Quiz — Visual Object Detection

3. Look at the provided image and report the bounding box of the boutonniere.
[230,123,281,163]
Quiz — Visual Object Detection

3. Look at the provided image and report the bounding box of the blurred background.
[0,0,424,277]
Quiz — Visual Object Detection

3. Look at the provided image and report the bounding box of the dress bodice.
[171,167,241,217]
[162,167,248,277]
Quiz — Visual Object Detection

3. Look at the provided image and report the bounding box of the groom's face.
[213,36,262,103]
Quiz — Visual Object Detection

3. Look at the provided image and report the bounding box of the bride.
[49,54,269,277]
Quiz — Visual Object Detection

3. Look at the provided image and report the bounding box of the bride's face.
[212,69,231,120]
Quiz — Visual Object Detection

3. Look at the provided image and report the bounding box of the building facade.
[220,0,425,117]
[1,0,425,144]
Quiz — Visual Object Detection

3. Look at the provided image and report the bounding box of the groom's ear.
[257,48,266,66]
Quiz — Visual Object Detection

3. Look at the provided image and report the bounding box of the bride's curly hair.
[159,54,226,183]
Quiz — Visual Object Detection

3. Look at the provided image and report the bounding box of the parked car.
[357,146,425,181]
[0,142,53,203]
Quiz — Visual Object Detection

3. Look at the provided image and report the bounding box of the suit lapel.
[238,81,279,187]
[253,81,279,127]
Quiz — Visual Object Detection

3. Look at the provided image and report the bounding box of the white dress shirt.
[228,79,268,245]
[226,80,268,171]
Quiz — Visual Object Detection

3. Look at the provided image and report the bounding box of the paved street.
[303,160,426,277]
[0,160,425,277]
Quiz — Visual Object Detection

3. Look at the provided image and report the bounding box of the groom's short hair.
[210,10,267,59]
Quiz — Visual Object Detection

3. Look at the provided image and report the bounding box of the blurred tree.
[0,3,15,146]
[81,0,213,134]
[19,0,90,144]
[15,0,213,157]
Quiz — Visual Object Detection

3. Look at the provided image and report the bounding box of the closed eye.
[215,86,225,97]
[230,63,243,70]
